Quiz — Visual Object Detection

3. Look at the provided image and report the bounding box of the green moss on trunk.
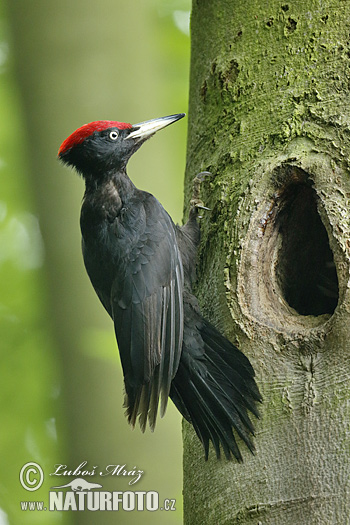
[184,1,350,523]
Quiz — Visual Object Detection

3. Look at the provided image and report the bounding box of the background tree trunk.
[183,1,350,523]
[6,1,188,523]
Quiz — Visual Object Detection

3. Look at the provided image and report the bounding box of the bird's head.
[58,113,185,178]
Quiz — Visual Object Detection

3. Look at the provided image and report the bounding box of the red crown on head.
[58,120,132,156]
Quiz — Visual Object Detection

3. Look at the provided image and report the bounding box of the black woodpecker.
[58,113,261,460]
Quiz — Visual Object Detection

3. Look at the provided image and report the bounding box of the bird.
[58,113,261,460]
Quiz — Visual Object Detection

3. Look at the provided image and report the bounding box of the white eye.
[109,131,119,140]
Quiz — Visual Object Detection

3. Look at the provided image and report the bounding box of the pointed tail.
[170,315,261,460]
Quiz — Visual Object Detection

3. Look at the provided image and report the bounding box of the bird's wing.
[111,193,184,431]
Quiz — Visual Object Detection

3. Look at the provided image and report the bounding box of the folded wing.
[111,194,184,431]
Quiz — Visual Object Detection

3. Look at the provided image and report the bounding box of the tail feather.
[200,371,256,447]
[170,317,261,460]
[193,400,241,460]
[192,373,252,459]
[172,368,246,460]
[205,350,260,421]
[201,323,261,403]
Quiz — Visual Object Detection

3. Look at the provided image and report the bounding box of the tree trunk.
[183,1,350,523]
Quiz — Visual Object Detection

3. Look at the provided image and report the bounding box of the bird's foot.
[189,198,211,220]
[190,198,210,216]
[191,171,212,200]
[190,171,212,218]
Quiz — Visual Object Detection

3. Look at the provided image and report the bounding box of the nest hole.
[275,183,338,316]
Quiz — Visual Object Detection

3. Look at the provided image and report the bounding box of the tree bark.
[183,1,350,523]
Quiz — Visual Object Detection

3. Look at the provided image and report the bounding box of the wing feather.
[111,193,184,430]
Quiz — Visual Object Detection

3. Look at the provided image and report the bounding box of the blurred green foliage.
[0,1,190,524]
[0,5,64,525]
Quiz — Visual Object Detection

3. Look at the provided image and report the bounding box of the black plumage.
[58,114,261,460]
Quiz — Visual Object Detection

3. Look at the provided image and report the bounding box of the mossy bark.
[183,1,350,523]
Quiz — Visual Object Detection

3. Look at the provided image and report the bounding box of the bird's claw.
[190,171,212,218]
[194,171,212,182]
[190,197,211,210]
[196,204,211,211]
[192,171,212,199]
[189,198,211,219]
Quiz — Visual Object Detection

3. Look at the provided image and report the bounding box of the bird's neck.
[84,169,135,202]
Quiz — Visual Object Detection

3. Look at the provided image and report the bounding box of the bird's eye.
[109,131,119,140]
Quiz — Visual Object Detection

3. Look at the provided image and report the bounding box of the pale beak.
[126,113,185,141]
